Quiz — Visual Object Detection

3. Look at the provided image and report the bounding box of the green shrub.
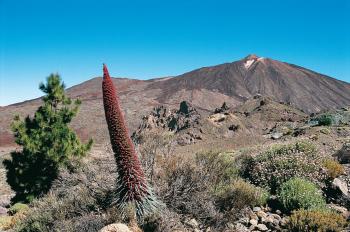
[323,159,344,179]
[215,179,269,211]
[317,115,333,126]
[243,140,327,193]
[278,178,326,212]
[196,151,238,188]
[9,203,29,216]
[288,209,347,232]
[3,74,92,202]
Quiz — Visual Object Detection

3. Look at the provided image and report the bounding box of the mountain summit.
[148,55,350,113]
[0,55,349,147]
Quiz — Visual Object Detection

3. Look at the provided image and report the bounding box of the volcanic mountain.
[1,54,349,147]
[148,54,350,113]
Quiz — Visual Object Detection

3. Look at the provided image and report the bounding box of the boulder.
[256,224,268,231]
[214,102,230,114]
[335,143,350,163]
[99,223,131,232]
[332,178,349,197]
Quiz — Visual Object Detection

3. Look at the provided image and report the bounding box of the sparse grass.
[323,159,344,179]
[288,209,347,232]
[320,127,331,134]
[215,179,269,211]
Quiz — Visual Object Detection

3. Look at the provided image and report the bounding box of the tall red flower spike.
[102,64,156,217]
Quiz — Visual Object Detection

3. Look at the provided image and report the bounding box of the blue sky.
[0,0,349,106]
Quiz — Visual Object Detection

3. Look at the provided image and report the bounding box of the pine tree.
[3,74,93,202]
[102,64,157,218]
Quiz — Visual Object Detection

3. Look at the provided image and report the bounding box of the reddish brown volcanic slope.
[1,55,349,147]
[149,54,350,113]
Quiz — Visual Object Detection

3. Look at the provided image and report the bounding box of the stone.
[214,102,230,113]
[250,219,258,226]
[256,210,268,219]
[271,213,281,221]
[271,132,283,140]
[186,218,199,229]
[256,224,268,231]
[332,178,349,196]
[226,222,235,229]
[335,143,350,163]
[0,206,7,216]
[99,223,131,232]
[253,207,261,212]
[234,222,249,232]
[273,219,280,225]
[238,217,249,225]
[265,216,274,223]
[275,209,282,215]
[249,224,256,230]
[249,212,259,221]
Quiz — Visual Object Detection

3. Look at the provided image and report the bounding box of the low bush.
[141,209,185,232]
[319,127,331,134]
[288,209,347,232]
[157,151,240,227]
[323,159,344,179]
[158,154,220,223]
[196,151,239,188]
[13,157,121,232]
[0,216,14,230]
[8,203,29,216]
[317,115,333,126]
[244,140,327,193]
[278,178,326,212]
[215,179,269,211]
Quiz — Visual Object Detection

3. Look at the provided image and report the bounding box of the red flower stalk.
[102,64,156,217]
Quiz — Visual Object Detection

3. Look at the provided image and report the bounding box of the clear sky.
[0,0,349,106]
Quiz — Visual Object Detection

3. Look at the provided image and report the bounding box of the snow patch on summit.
[244,59,255,69]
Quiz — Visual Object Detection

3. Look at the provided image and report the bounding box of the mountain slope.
[1,55,349,147]
[149,54,350,112]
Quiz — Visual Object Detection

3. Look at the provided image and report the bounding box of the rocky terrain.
[0,96,350,231]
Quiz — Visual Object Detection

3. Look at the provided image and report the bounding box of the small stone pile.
[234,207,289,232]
